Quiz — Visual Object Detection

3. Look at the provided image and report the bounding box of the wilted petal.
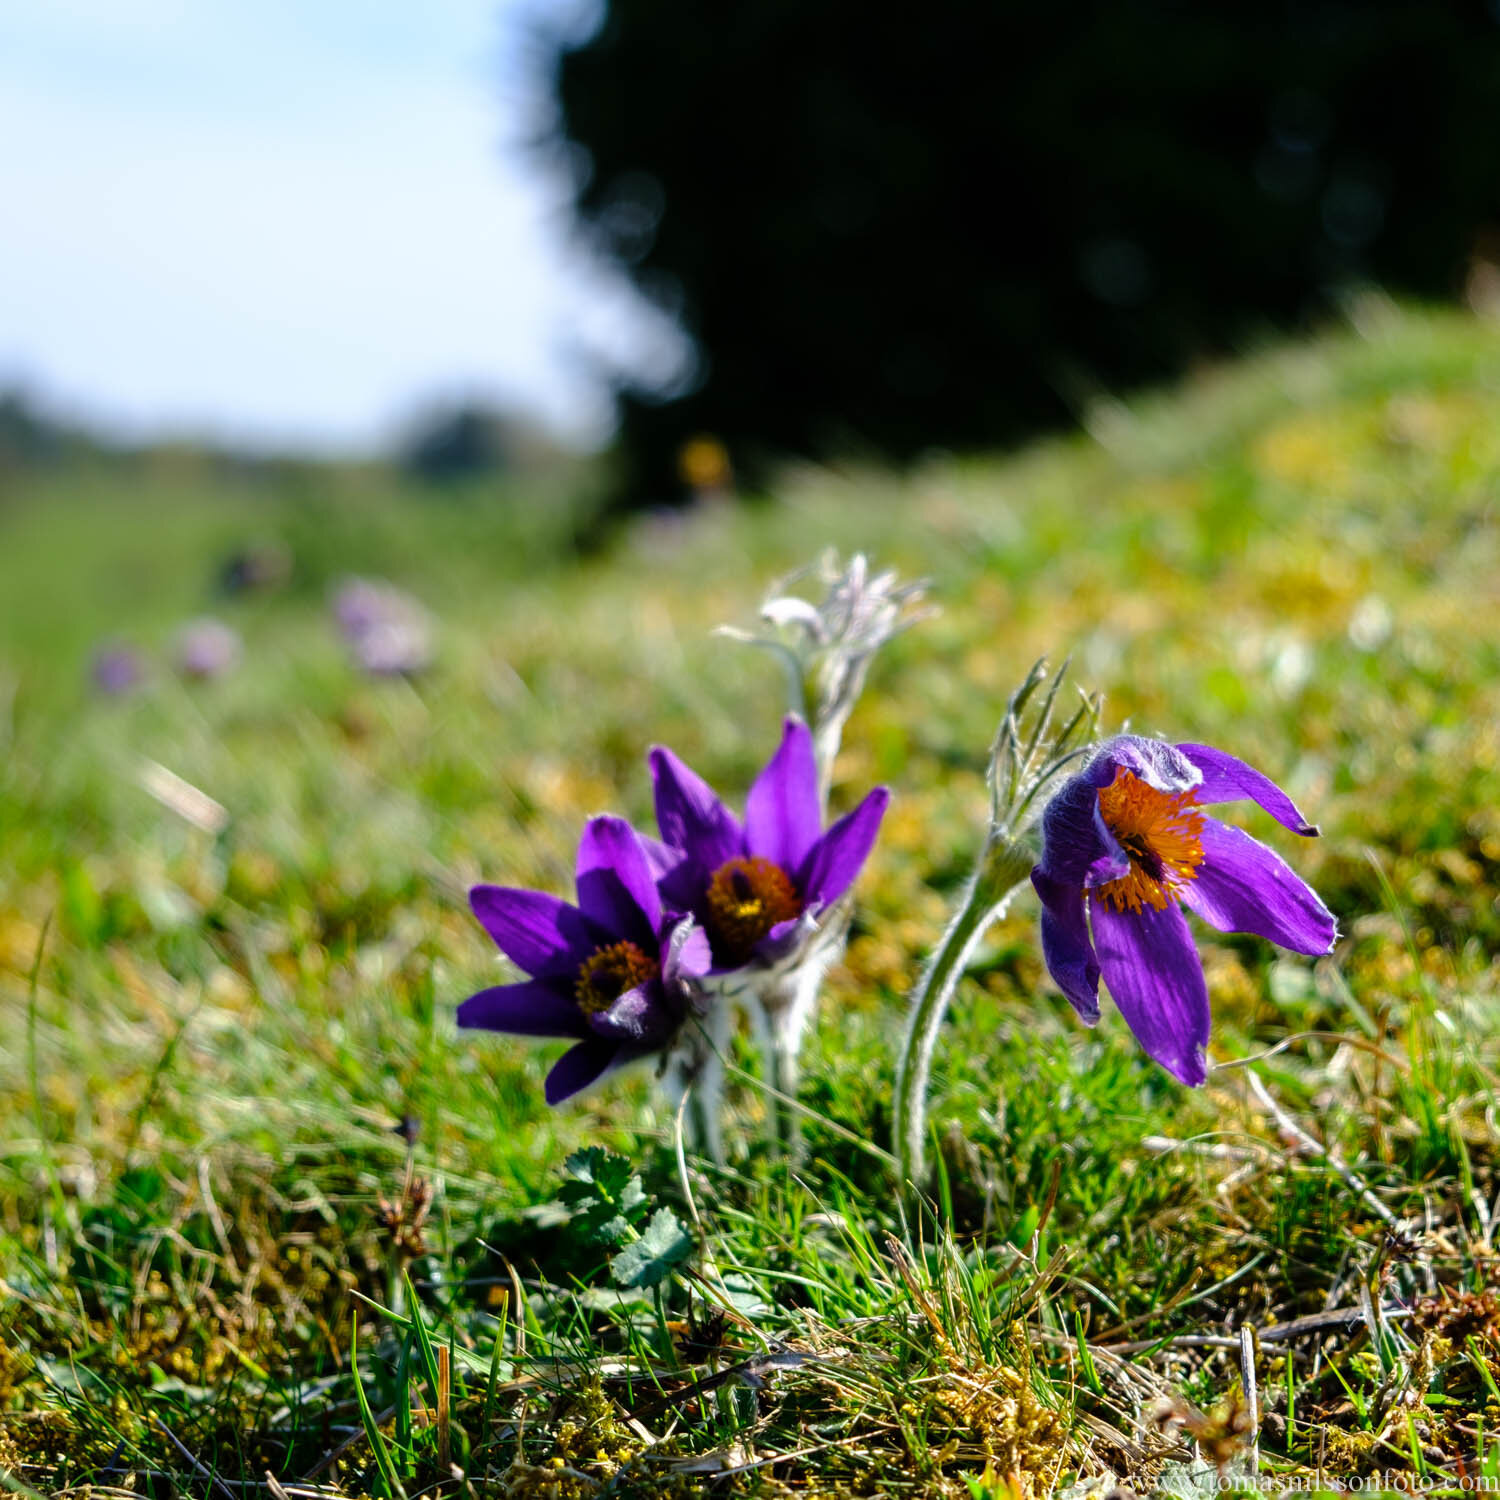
[649,746,744,869]
[798,786,890,906]
[1176,742,1319,835]
[456,979,587,1038]
[745,718,823,872]
[545,1039,619,1104]
[1089,896,1210,1086]
[1031,870,1100,1022]
[469,886,595,977]
[575,815,662,938]
[1182,819,1337,955]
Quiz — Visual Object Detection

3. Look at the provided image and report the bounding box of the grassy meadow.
[5,301,1500,1495]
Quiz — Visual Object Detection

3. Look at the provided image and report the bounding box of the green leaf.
[351,1313,407,1499]
[620,1175,647,1215]
[559,1148,648,1244]
[404,1270,442,1408]
[563,1147,635,1199]
[590,1212,633,1245]
[610,1207,693,1289]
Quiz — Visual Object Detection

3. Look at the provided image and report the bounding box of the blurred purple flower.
[457,815,711,1103]
[333,577,391,637]
[1030,735,1336,1086]
[648,717,889,971]
[91,644,144,696]
[175,617,242,680]
[332,577,432,676]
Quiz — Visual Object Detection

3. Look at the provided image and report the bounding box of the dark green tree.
[544,0,1500,505]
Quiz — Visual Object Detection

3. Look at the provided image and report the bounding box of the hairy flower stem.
[768,1036,802,1162]
[892,832,1036,1189]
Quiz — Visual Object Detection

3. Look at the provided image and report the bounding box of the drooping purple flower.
[457,815,711,1103]
[648,717,889,971]
[175,617,242,680]
[91,644,144,696]
[1030,735,1337,1086]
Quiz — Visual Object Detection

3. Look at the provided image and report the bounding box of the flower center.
[703,856,802,963]
[1095,768,1205,912]
[574,940,659,1014]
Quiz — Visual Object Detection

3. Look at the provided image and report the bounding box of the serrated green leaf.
[610,1207,693,1289]
[590,1212,631,1246]
[563,1147,635,1201]
[558,1148,648,1246]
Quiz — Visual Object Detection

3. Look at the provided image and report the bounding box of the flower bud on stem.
[891,658,1101,1190]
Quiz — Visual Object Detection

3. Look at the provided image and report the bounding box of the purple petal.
[1035,770,1111,887]
[575,815,662,939]
[656,857,708,920]
[1089,896,1210,1086]
[645,839,706,924]
[1180,819,1337,955]
[746,908,819,968]
[456,978,588,1038]
[661,915,712,986]
[469,886,596,977]
[1176,743,1319,836]
[639,832,683,881]
[797,786,890,906]
[545,1039,620,1104]
[1031,869,1101,1023]
[744,717,823,872]
[649,745,744,869]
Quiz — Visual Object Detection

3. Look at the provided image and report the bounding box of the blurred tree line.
[546,0,1500,505]
[0,388,565,490]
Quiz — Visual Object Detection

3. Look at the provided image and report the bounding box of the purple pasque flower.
[176,617,242,680]
[457,815,711,1104]
[1030,735,1336,1087]
[332,577,433,677]
[92,643,144,695]
[648,717,889,971]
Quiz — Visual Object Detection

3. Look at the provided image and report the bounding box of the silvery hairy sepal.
[656,968,735,1167]
[892,658,1102,1188]
[697,887,854,1153]
[717,549,933,810]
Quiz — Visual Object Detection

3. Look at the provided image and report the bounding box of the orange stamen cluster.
[575,940,659,1014]
[1095,768,1205,912]
[704,856,802,962]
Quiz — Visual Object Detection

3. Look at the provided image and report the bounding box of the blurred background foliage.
[545,0,1500,504]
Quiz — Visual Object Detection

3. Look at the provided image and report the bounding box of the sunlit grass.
[5,302,1500,1494]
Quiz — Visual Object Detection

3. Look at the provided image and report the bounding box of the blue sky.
[0,1,684,449]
